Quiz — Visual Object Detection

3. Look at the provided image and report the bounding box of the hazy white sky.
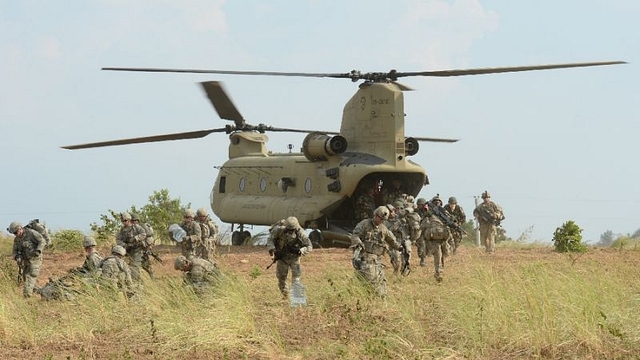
[1,0,637,243]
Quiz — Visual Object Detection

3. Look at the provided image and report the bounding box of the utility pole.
[474,195,481,247]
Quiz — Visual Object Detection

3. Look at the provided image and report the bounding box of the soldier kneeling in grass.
[173,255,221,294]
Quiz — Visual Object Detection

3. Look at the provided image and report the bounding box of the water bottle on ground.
[290,278,307,307]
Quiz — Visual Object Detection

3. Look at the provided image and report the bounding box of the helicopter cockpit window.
[260,177,267,192]
[239,177,246,192]
[219,176,226,193]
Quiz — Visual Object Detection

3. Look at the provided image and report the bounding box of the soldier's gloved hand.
[269,249,275,257]
[299,247,309,256]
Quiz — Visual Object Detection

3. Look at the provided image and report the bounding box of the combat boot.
[419,257,426,267]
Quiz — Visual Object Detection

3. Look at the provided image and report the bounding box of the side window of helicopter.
[239,177,246,192]
[260,177,267,192]
[305,178,312,194]
[219,176,226,193]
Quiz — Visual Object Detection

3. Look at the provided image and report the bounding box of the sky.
[1,0,638,243]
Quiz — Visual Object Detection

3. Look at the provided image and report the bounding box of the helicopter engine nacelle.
[302,133,348,162]
[404,137,419,156]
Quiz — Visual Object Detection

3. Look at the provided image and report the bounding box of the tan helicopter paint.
[211,82,427,227]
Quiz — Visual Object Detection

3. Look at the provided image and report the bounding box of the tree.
[552,220,587,253]
[91,189,191,243]
[598,230,615,247]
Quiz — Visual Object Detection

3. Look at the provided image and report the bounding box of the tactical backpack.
[25,219,51,247]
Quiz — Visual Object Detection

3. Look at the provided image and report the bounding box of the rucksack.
[25,219,51,247]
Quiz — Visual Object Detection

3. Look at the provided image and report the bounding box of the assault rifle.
[430,203,467,235]
[146,249,163,264]
[16,257,24,284]
[401,243,411,277]
[476,207,503,226]
[266,241,302,270]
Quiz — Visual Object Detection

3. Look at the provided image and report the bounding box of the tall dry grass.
[0,242,639,359]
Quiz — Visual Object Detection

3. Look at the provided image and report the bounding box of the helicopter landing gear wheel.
[241,230,252,245]
[309,230,323,248]
[231,231,244,245]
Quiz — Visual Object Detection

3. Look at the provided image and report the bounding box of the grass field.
[1,239,639,359]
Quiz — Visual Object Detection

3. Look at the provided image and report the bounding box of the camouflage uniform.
[473,192,504,254]
[420,212,452,282]
[116,215,147,281]
[137,222,156,278]
[384,205,411,275]
[174,256,221,294]
[381,179,404,206]
[353,189,376,222]
[99,247,134,294]
[443,199,466,254]
[351,207,403,297]
[266,217,312,297]
[11,224,45,297]
[179,210,202,259]
[77,249,103,276]
[196,208,218,261]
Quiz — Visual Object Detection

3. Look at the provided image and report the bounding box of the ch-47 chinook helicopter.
[63,60,624,247]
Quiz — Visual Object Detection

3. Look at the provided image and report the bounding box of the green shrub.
[51,229,85,252]
[552,220,587,253]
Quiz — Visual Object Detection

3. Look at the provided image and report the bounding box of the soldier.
[99,245,133,295]
[415,198,428,219]
[179,209,202,259]
[353,183,376,222]
[443,196,467,254]
[420,207,452,282]
[131,213,157,279]
[115,212,147,281]
[384,203,405,274]
[382,178,404,206]
[173,255,221,294]
[71,236,103,276]
[195,207,218,260]
[473,191,505,254]
[351,206,407,296]
[266,216,312,298]
[8,221,45,297]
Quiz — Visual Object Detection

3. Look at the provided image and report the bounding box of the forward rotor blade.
[395,61,626,78]
[201,81,245,127]
[103,67,352,79]
[62,128,228,150]
[413,137,459,143]
[254,124,339,135]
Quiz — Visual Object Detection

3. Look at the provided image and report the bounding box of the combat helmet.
[394,200,406,209]
[174,255,188,270]
[111,245,126,256]
[481,191,490,199]
[184,209,196,218]
[374,206,390,220]
[431,194,442,205]
[121,212,132,221]
[284,216,300,230]
[7,221,22,234]
[448,196,457,205]
[131,213,140,221]
[416,198,427,206]
[196,207,208,217]
[82,236,97,247]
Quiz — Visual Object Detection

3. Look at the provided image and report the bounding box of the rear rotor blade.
[413,137,459,143]
[62,128,228,150]
[201,81,245,127]
[395,61,626,78]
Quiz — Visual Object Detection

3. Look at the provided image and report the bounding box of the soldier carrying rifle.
[8,221,45,298]
[266,217,312,299]
[473,191,505,254]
